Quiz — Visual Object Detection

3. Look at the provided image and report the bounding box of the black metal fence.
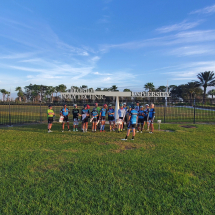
[0,100,215,125]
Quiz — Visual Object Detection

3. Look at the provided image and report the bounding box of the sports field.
[0,104,215,125]
[1,123,215,214]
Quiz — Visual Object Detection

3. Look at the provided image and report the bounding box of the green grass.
[1,123,215,214]
[0,105,215,125]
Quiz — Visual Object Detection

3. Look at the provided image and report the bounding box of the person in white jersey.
[118,103,126,133]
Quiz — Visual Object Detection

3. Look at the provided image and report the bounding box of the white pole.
[115,96,119,123]
[165,80,168,107]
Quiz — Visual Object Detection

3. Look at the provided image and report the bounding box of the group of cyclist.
[47,101,155,140]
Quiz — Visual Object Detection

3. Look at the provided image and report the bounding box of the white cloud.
[163,61,215,81]
[91,56,100,62]
[100,30,215,52]
[93,71,112,75]
[104,77,111,81]
[190,4,215,14]
[169,46,214,56]
[156,20,202,33]
[0,52,36,59]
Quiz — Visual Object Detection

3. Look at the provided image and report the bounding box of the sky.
[0,0,215,97]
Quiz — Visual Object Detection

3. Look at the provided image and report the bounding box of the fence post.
[193,98,196,124]
[40,101,42,123]
[164,102,166,123]
[9,99,11,126]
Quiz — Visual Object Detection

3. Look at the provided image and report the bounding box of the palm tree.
[208,89,215,99]
[5,91,10,101]
[15,86,24,102]
[144,83,155,92]
[185,82,203,104]
[110,85,118,91]
[196,71,215,102]
[0,89,7,101]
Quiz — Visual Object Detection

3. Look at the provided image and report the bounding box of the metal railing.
[0,100,214,125]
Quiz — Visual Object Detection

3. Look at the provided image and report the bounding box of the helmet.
[108,104,112,107]
[48,104,52,107]
[123,103,126,105]
[73,104,77,107]
[145,104,149,106]
[103,104,107,107]
[87,104,90,109]
[131,104,135,109]
[93,108,97,111]
[84,104,87,108]
[119,103,123,107]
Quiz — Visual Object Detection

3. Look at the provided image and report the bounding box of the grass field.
[0,123,215,214]
[0,104,215,125]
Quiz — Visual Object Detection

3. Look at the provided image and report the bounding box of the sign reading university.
[60,87,170,100]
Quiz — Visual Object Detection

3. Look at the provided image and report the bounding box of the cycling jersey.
[108,108,115,116]
[138,110,144,119]
[60,108,70,116]
[118,108,126,118]
[144,108,149,117]
[91,110,98,118]
[96,107,101,112]
[148,108,155,119]
[72,108,79,119]
[135,106,140,112]
[47,109,54,118]
[81,109,89,118]
[100,108,107,117]
[129,109,138,124]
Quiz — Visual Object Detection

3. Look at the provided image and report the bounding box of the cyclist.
[123,103,128,130]
[81,104,90,132]
[121,104,138,140]
[108,104,115,131]
[137,106,144,133]
[148,104,156,134]
[60,104,71,132]
[118,103,126,132]
[91,108,98,132]
[100,104,107,132]
[47,104,55,133]
[72,104,80,131]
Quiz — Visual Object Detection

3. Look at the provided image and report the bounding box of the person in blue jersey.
[118,103,126,133]
[121,104,138,140]
[60,104,71,132]
[91,108,98,132]
[100,104,107,132]
[123,103,128,130]
[148,104,156,134]
[137,106,144,133]
[81,104,90,132]
[144,104,150,131]
[108,104,115,132]
[126,105,132,129]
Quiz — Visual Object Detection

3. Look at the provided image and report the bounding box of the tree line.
[0,71,215,103]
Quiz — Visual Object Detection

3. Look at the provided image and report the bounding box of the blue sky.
[1,0,215,95]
